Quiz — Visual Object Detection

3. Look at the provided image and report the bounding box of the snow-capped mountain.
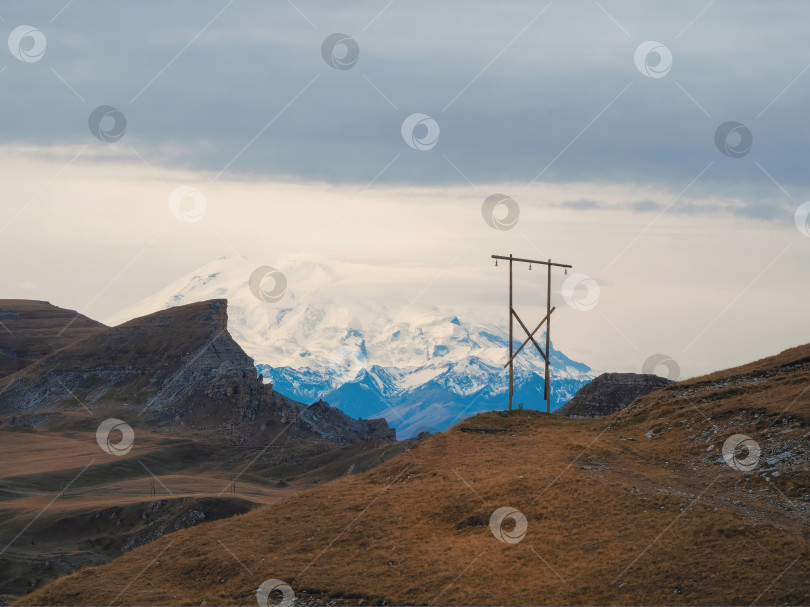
[106,257,593,437]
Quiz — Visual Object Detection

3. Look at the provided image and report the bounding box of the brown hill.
[555,372,672,418]
[19,343,810,606]
[0,300,103,380]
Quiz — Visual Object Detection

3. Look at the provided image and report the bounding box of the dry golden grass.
[16,344,810,606]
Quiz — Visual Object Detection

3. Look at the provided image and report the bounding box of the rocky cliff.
[554,372,672,418]
[0,299,394,444]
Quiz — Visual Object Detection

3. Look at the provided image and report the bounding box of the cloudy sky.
[1,0,808,378]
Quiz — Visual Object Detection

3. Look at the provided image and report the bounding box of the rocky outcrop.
[299,400,396,443]
[0,299,395,444]
[119,497,254,553]
[0,300,256,419]
[555,372,672,418]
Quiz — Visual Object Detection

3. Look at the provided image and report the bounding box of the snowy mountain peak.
[108,256,593,437]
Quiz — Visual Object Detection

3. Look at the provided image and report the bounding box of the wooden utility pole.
[508,255,514,411]
[493,254,572,413]
[546,259,552,408]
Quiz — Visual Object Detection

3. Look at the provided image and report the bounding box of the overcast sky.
[1,0,809,379]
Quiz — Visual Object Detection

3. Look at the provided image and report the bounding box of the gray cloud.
[0,0,809,204]
[630,200,661,212]
[555,194,796,221]
[559,199,602,210]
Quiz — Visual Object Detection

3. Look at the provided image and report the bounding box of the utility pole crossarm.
[491,254,572,269]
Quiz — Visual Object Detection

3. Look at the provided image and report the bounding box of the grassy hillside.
[18,344,810,606]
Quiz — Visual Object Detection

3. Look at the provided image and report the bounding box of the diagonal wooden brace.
[512,308,547,363]
[503,306,556,368]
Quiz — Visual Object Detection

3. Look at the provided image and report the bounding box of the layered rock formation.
[554,372,672,418]
[0,299,394,443]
